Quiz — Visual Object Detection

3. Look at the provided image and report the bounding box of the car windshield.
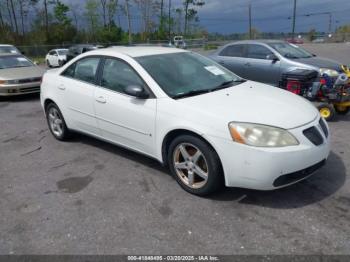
[0,55,33,69]
[136,52,244,99]
[57,50,68,55]
[0,46,20,54]
[268,42,313,59]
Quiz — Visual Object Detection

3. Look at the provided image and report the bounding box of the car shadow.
[70,133,169,174]
[0,93,40,102]
[72,132,346,209]
[209,151,346,209]
[331,113,350,122]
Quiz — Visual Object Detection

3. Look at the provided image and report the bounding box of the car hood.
[291,56,342,71]
[179,81,319,130]
[0,66,45,80]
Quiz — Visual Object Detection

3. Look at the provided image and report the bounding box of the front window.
[101,58,144,94]
[0,55,33,69]
[0,46,20,54]
[57,50,68,56]
[136,52,244,99]
[268,42,313,59]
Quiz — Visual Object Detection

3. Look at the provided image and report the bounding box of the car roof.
[0,44,15,47]
[229,39,285,45]
[90,46,187,58]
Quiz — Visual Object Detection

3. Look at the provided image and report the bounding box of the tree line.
[0,0,207,45]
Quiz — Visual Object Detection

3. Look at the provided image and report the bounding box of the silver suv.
[210,40,343,86]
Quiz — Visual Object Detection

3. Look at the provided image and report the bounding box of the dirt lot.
[0,45,350,255]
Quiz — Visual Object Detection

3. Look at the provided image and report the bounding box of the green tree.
[85,0,100,42]
[183,0,204,36]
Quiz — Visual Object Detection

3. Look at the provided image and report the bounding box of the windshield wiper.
[173,89,210,99]
[210,79,246,92]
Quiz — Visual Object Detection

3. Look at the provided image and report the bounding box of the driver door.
[94,58,157,156]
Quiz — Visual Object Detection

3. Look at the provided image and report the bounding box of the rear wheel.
[45,103,71,141]
[334,105,350,115]
[167,135,223,196]
[46,59,51,68]
[317,103,335,121]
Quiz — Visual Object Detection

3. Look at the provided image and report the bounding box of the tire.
[334,105,350,115]
[317,103,335,121]
[167,134,223,196]
[45,102,71,141]
[46,59,51,68]
[58,60,63,67]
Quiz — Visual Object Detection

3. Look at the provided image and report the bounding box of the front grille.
[17,77,41,84]
[273,159,326,187]
[319,118,328,138]
[19,86,40,93]
[303,126,323,146]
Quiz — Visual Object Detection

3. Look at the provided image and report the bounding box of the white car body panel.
[40,47,330,191]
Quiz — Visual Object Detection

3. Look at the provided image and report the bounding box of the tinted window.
[49,50,57,55]
[61,57,100,84]
[219,45,245,57]
[0,55,33,69]
[100,58,144,94]
[246,44,273,59]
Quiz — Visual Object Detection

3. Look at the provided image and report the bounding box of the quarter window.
[61,57,100,84]
[100,58,144,94]
[219,45,245,57]
[246,44,273,59]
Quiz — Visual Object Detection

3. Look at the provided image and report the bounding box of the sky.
[64,0,350,34]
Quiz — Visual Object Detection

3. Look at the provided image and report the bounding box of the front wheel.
[317,103,335,121]
[167,135,223,196]
[45,103,71,141]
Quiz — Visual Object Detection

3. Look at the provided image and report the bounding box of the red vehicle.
[285,38,304,44]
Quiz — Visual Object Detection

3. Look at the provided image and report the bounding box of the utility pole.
[328,12,332,34]
[292,0,297,40]
[168,0,171,40]
[248,3,252,39]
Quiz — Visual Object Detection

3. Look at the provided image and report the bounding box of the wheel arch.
[161,128,224,171]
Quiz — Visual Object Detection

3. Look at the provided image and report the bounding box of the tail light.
[286,80,301,95]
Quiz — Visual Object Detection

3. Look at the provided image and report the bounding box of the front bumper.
[209,117,330,190]
[0,82,41,96]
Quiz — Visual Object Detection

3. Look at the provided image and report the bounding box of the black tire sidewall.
[167,135,223,196]
[45,103,70,141]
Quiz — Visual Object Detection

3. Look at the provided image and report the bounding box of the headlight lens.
[228,122,299,147]
[319,68,339,77]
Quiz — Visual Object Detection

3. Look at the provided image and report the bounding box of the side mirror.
[266,54,279,62]
[124,85,149,99]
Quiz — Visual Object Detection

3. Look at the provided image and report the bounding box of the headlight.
[228,122,299,147]
[319,68,339,77]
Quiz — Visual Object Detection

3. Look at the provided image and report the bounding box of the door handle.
[96,96,107,104]
[58,85,66,90]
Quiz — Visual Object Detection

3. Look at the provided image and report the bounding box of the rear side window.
[100,58,144,94]
[219,44,245,57]
[246,44,273,59]
[61,57,100,84]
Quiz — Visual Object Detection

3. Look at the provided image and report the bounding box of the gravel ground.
[0,45,350,255]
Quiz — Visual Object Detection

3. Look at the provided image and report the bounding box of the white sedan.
[45,49,68,67]
[40,47,330,196]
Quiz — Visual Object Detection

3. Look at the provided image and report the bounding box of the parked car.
[46,49,69,67]
[173,36,187,49]
[0,53,45,96]
[41,47,329,196]
[0,44,21,54]
[210,40,344,86]
[285,38,304,44]
[312,38,325,43]
[66,44,101,62]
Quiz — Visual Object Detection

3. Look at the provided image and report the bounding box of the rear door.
[216,44,247,78]
[245,44,281,85]
[94,57,157,156]
[59,56,101,135]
